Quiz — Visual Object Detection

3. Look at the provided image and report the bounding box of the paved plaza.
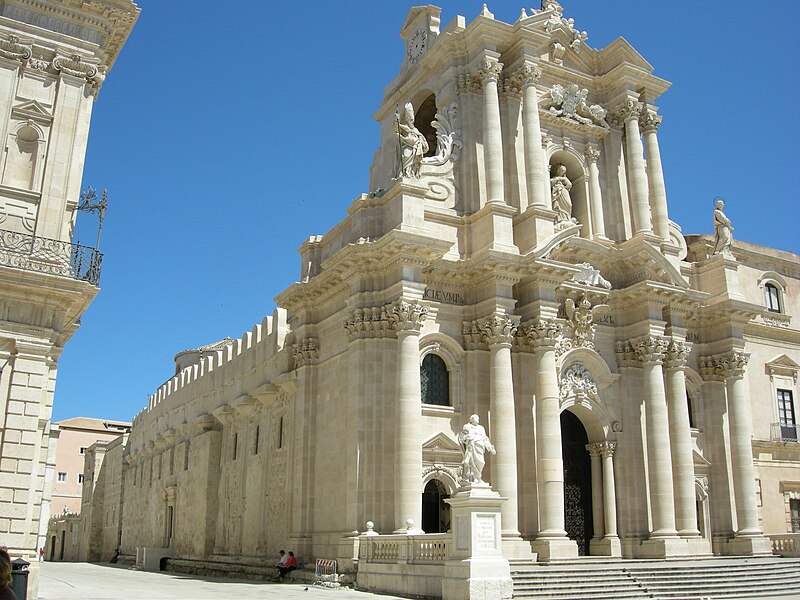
[38,562,404,600]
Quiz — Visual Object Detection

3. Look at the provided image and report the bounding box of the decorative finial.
[479,3,494,18]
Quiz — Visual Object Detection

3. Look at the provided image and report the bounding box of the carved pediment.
[11,100,53,124]
[765,354,800,381]
[422,432,461,452]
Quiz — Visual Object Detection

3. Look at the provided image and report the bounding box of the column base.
[640,536,690,558]
[724,535,773,556]
[685,536,712,556]
[531,537,579,561]
[590,536,621,557]
[442,559,513,600]
[500,535,536,561]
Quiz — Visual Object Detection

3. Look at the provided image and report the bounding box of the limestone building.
[0,0,138,594]
[121,0,799,588]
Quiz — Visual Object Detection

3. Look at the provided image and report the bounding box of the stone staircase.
[511,556,800,599]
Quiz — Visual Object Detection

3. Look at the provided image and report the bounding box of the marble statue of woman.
[712,198,734,255]
[550,164,574,225]
[458,414,496,485]
[394,102,428,179]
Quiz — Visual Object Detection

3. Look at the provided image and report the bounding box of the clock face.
[408,28,427,64]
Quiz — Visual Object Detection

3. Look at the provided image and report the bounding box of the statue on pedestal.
[394,102,428,179]
[712,197,734,256]
[458,414,495,486]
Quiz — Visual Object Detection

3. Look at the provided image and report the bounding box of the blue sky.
[56,0,800,422]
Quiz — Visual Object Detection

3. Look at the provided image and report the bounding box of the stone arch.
[558,349,619,441]
[412,90,438,157]
[548,147,589,236]
[2,121,44,190]
[422,466,459,494]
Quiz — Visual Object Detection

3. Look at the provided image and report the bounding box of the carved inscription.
[475,514,497,550]
[423,288,464,305]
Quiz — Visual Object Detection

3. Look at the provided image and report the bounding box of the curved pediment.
[547,235,689,290]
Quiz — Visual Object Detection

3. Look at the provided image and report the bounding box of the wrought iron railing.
[0,228,102,285]
[771,422,800,442]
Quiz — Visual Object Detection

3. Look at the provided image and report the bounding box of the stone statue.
[458,414,495,485]
[394,102,428,179]
[550,164,575,226]
[712,198,733,256]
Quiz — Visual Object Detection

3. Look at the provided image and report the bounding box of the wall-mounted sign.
[423,288,464,305]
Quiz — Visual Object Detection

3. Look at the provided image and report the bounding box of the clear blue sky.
[55,0,800,422]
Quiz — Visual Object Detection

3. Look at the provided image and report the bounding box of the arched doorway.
[422,479,450,533]
[561,410,593,555]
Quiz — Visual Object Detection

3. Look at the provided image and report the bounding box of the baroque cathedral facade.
[118,1,799,579]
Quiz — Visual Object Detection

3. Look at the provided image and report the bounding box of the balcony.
[0,228,102,286]
[771,422,800,442]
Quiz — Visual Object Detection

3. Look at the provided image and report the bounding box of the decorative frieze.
[344,305,392,341]
[422,463,462,483]
[292,338,319,368]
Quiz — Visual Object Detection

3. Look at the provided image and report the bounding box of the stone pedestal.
[590,536,621,557]
[513,206,556,254]
[640,537,689,558]
[725,535,773,556]
[442,485,513,600]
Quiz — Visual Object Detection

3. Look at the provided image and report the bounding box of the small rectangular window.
[765,283,781,313]
[57,472,66,483]
[278,416,284,449]
[232,433,238,460]
[79,447,87,454]
[77,474,84,484]
[253,425,260,455]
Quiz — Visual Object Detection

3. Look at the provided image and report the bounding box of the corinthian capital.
[478,314,520,347]
[516,63,542,87]
[584,145,601,163]
[715,349,750,378]
[663,340,691,370]
[611,97,643,127]
[522,318,563,349]
[633,334,669,364]
[390,300,428,333]
[640,108,662,133]
[292,338,319,368]
[477,57,503,84]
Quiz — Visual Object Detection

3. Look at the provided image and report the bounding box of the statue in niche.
[550,164,576,227]
[458,414,495,486]
[394,102,428,179]
[712,197,734,256]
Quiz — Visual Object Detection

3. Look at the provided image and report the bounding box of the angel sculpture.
[565,294,610,348]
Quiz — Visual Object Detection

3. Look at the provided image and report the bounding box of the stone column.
[518,62,548,209]
[586,444,604,539]
[584,145,607,239]
[479,314,521,537]
[641,107,670,239]
[664,340,700,537]
[615,98,651,235]
[525,319,577,559]
[719,351,761,537]
[478,57,505,204]
[600,442,619,539]
[391,301,428,532]
[634,335,678,538]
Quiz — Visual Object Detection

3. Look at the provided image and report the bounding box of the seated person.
[277,551,297,580]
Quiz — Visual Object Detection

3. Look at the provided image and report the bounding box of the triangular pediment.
[693,450,711,467]
[12,99,52,123]
[766,354,800,378]
[597,37,654,72]
[422,432,461,452]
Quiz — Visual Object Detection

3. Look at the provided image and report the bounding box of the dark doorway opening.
[561,410,593,555]
[422,479,450,533]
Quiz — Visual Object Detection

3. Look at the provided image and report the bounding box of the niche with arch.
[414,93,438,158]
[549,149,589,237]
[2,123,42,190]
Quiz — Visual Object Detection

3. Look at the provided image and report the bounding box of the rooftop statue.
[394,102,428,179]
[458,414,495,486]
[712,197,734,256]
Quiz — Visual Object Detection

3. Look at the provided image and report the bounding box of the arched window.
[686,391,695,429]
[421,354,449,406]
[765,282,782,313]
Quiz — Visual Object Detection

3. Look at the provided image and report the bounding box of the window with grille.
[421,354,450,406]
[778,389,797,441]
[765,283,782,313]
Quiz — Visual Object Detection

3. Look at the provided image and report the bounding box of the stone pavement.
[38,561,404,600]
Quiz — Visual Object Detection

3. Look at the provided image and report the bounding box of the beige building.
[117,2,799,597]
[0,0,138,596]
[49,417,129,516]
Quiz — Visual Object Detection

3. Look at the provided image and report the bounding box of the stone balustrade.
[359,533,449,565]
[768,533,800,556]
